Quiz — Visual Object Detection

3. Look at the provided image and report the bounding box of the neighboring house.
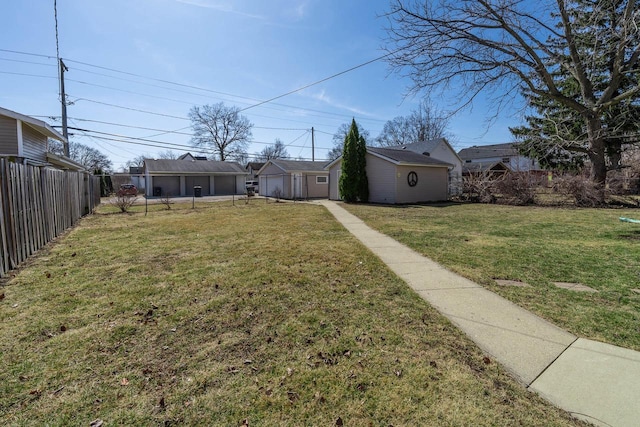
[462,161,510,177]
[386,138,463,196]
[257,160,329,199]
[0,106,84,170]
[143,158,247,197]
[178,152,208,161]
[458,143,541,172]
[245,162,265,180]
[327,146,452,204]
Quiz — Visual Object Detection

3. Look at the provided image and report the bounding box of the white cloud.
[311,89,372,117]
[175,0,265,20]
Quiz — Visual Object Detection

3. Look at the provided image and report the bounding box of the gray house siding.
[395,165,448,203]
[329,161,341,200]
[429,143,462,196]
[0,116,18,154]
[366,153,398,204]
[303,175,329,198]
[21,125,47,162]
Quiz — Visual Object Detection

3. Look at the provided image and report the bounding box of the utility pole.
[59,58,69,156]
[311,127,315,161]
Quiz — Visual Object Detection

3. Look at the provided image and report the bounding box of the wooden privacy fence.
[0,159,101,278]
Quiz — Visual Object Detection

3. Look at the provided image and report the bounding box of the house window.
[316,176,328,184]
[502,157,510,163]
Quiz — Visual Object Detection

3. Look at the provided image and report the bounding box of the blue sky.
[1,0,521,171]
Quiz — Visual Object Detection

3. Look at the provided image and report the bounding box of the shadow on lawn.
[365,201,465,209]
[619,229,640,240]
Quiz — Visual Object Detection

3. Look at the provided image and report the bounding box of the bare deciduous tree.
[376,99,451,146]
[385,0,640,196]
[189,103,252,161]
[258,139,289,161]
[48,140,112,172]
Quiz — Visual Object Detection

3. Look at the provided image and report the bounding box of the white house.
[458,143,541,172]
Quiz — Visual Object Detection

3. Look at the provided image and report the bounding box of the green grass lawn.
[342,202,640,352]
[0,200,584,426]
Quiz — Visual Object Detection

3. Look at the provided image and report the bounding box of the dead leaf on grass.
[0,293,4,300]
[90,419,104,427]
[336,417,344,426]
[60,325,67,332]
[483,356,491,365]
[120,378,129,386]
[240,419,249,426]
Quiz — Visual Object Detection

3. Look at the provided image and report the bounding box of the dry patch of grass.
[0,201,584,425]
[342,202,640,351]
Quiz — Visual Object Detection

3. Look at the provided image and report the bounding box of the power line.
[0,71,57,79]
[0,57,56,67]
[238,51,394,112]
[1,47,387,124]
[0,48,56,59]
[62,126,331,151]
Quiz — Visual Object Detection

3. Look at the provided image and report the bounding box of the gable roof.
[388,138,462,162]
[259,159,330,174]
[367,147,452,167]
[144,158,246,174]
[246,162,265,170]
[462,161,510,174]
[387,138,444,154]
[458,143,519,161]
[177,152,208,161]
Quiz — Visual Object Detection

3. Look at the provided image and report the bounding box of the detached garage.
[257,160,330,200]
[327,147,452,204]
[144,158,247,197]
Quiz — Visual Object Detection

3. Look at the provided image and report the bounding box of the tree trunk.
[585,116,607,202]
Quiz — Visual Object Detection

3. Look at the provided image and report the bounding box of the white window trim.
[316,175,328,184]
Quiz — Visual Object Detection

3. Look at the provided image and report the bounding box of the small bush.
[461,173,498,203]
[110,194,138,213]
[160,193,172,210]
[493,173,537,205]
[272,187,283,202]
[554,174,605,207]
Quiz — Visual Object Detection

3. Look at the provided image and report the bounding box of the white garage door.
[260,175,284,198]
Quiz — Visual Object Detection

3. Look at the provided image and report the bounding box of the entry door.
[292,173,302,199]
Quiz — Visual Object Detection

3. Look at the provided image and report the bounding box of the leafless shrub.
[160,193,172,210]
[461,173,498,203]
[110,194,138,213]
[554,174,605,207]
[493,173,537,205]
[272,187,283,202]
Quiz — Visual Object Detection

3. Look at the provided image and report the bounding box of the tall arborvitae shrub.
[339,119,368,202]
[356,133,369,202]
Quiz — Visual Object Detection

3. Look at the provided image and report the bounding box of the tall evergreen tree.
[511,0,640,172]
[356,132,369,202]
[385,0,640,198]
[339,119,369,202]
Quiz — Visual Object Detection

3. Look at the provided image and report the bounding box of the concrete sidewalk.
[320,200,640,427]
